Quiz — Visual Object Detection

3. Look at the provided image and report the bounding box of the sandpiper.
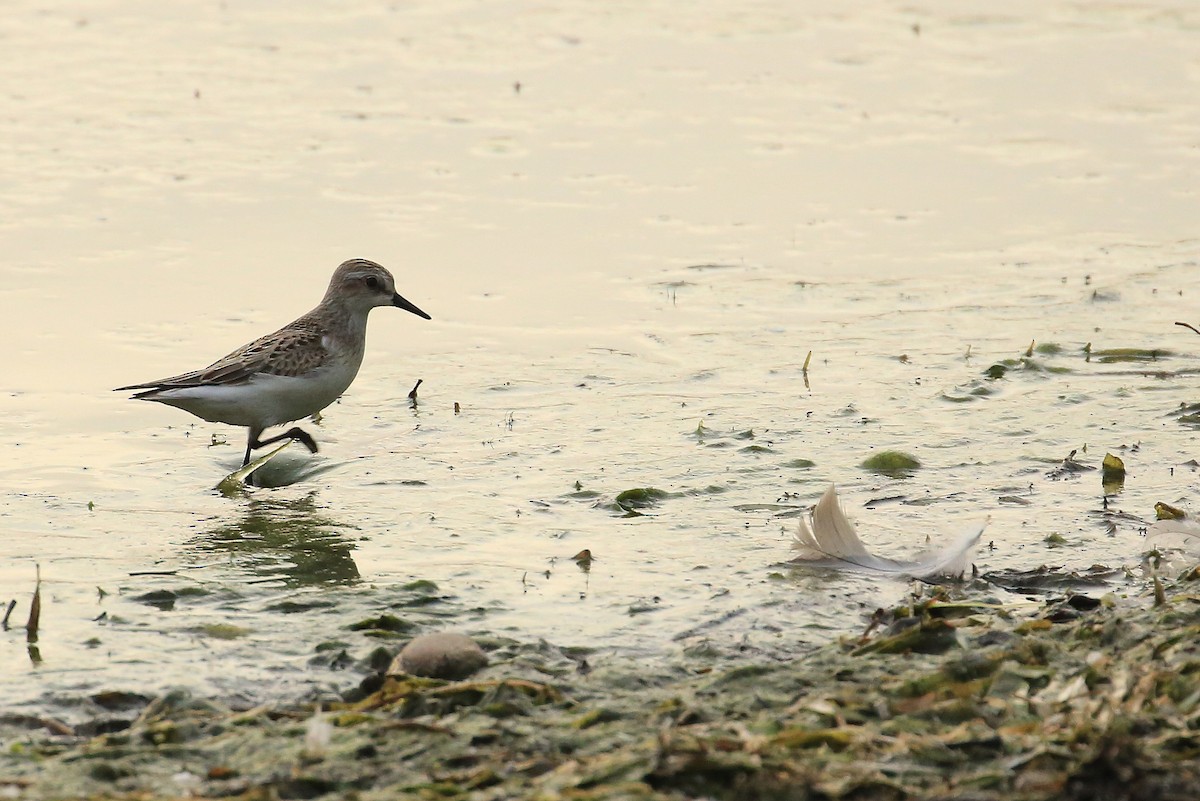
[117,258,431,472]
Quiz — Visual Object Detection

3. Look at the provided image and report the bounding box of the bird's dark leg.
[241,427,318,486]
[251,427,320,454]
[242,428,262,467]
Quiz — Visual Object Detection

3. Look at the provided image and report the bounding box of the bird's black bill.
[393,292,432,320]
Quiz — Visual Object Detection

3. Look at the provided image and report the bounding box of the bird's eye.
[363,275,380,290]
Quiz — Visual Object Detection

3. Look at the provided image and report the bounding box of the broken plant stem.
[26,564,41,643]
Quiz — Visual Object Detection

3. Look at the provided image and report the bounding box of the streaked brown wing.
[256,324,329,377]
[115,317,328,390]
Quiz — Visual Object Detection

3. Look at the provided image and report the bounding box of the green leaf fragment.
[861,451,921,475]
[216,440,293,495]
[1101,453,1126,484]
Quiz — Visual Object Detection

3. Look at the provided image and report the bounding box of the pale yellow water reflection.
[1,1,1199,718]
[192,494,361,587]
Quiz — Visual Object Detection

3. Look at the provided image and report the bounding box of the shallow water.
[2,1,1199,722]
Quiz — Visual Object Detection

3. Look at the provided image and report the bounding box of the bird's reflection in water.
[192,493,361,587]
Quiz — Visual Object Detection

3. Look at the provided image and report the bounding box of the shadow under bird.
[116,258,431,475]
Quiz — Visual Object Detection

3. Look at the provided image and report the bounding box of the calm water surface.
[2,1,1199,720]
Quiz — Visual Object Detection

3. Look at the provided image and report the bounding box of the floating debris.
[216,440,293,494]
[1101,452,1127,493]
[1091,346,1171,363]
[571,549,594,571]
[614,487,670,512]
[860,450,921,476]
[1156,501,1187,521]
[982,564,1123,593]
[1148,517,1200,560]
[791,485,984,580]
[1045,448,1094,480]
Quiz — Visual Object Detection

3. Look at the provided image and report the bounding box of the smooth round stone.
[390,632,488,680]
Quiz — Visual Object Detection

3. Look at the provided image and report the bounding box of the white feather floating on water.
[1146,517,1200,558]
[791,485,986,580]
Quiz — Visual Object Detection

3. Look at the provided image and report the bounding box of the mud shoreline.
[5,568,1199,800]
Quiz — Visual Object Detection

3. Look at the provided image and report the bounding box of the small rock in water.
[390,632,487,680]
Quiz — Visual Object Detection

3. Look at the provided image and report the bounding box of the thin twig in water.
[26,564,41,643]
[1175,321,1200,337]
[1,599,15,629]
[408,379,423,400]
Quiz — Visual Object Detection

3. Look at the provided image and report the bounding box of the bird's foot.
[283,427,319,454]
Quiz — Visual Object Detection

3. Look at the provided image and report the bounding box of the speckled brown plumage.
[119,313,340,391]
[116,258,432,473]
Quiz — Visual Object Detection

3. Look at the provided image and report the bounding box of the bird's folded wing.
[114,322,328,391]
